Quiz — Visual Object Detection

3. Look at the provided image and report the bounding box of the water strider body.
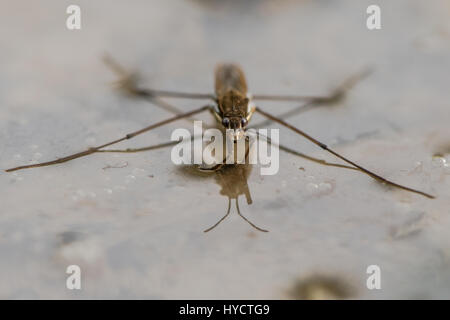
[213,63,253,141]
[5,58,435,230]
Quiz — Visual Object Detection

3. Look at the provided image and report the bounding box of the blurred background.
[0,0,449,299]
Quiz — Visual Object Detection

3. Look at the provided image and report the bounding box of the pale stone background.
[0,0,449,299]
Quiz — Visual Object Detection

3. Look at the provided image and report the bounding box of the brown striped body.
[215,63,248,96]
[214,64,250,130]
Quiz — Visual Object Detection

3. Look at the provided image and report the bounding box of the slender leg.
[251,67,372,102]
[103,54,216,102]
[255,107,435,199]
[5,105,212,172]
[256,132,357,171]
[249,68,373,130]
[246,106,256,122]
[96,141,180,154]
[95,132,357,172]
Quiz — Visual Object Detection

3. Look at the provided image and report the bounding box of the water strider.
[5,57,435,230]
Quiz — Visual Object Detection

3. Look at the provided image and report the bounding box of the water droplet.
[104,188,113,194]
[432,155,447,167]
[13,154,22,160]
[432,155,450,174]
[30,144,39,150]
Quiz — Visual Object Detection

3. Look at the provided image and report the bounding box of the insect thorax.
[217,89,249,117]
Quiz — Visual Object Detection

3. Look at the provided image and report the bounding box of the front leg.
[103,54,216,102]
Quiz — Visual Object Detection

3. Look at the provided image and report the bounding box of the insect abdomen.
[215,63,248,97]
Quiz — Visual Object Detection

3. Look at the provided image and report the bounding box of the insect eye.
[241,117,247,127]
[222,117,230,127]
